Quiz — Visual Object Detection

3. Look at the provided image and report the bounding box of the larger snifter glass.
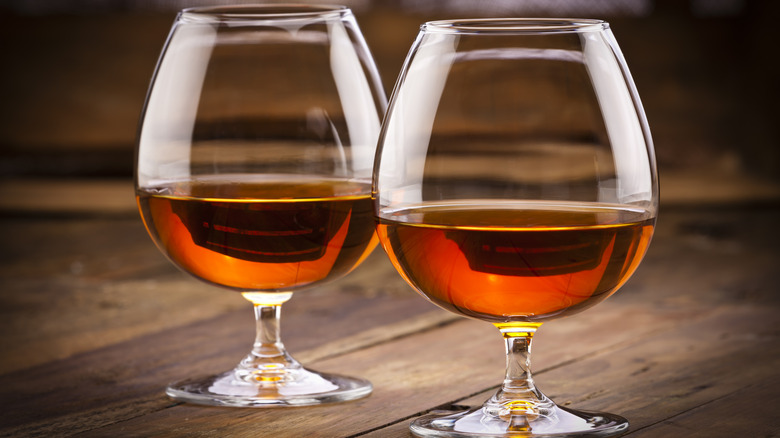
[373,18,658,436]
[135,5,386,407]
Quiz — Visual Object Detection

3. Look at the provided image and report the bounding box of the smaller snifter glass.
[135,5,386,407]
[373,18,658,436]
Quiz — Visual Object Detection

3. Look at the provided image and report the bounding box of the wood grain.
[1,204,777,437]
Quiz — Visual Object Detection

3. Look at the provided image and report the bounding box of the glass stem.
[236,292,301,384]
[485,323,553,429]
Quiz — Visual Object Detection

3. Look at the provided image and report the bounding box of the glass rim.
[179,4,349,23]
[422,18,608,34]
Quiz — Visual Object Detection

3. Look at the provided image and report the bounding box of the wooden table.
[0,177,778,437]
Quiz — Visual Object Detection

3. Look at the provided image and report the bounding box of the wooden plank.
[363,304,778,438]
[0,203,777,436]
[0,214,417,374]
[0,238,447,436]
[61,299,776,438]
[548,305,779,433]
[658,170,780,206]
[627,377,780,437]
[0,267,697,437]
[0,315,489,438]
[0,273,712,437]
[0,180,137,216]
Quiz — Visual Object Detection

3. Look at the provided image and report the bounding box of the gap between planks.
[76,302,748,437]
[358,303,778,437]
[0,309,456,438]
[295,309,459,364]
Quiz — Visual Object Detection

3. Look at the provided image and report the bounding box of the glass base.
[166,367,372,407]
[410,404,628,437]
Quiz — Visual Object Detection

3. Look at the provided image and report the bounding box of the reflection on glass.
[135,5,386,407]
[374,18,657,436]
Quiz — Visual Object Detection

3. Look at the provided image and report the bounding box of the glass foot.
[410,404,628,437]
[166,367,372,407]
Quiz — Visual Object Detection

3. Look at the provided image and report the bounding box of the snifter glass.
[373,18,658,436]
[135,5,386,407]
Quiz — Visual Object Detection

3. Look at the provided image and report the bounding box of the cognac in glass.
[373,18,658,436]
[136,5,386,407]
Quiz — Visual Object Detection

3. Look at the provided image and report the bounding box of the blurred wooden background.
[0,0,779,206]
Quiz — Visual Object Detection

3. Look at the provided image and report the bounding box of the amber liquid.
[137,177,377,291]
[377,202,654,322]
